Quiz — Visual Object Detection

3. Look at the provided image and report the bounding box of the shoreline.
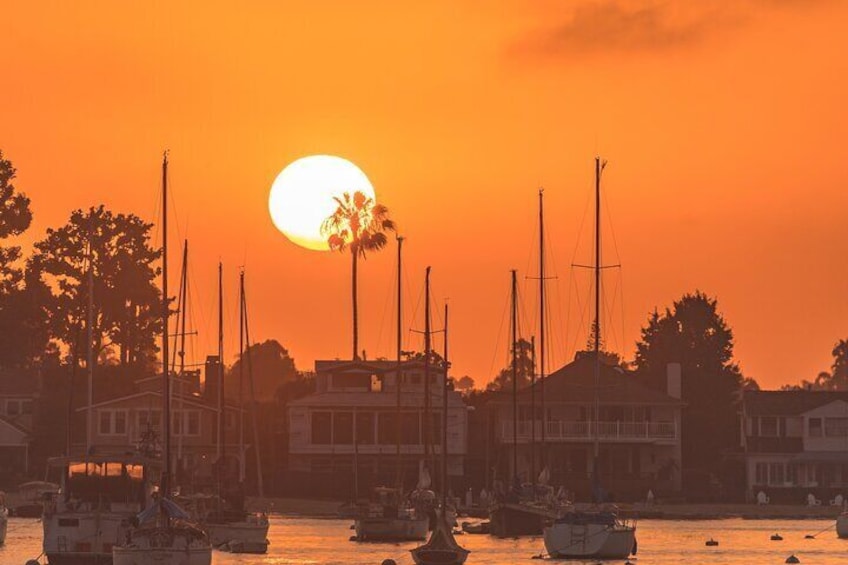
[247,497,845,521]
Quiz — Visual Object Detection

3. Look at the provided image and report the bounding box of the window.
[22,400,33,414]
[787,464,797,485]
[333,412,353,444]
[769,463,784,485]
[186,411,200,436]
[311,412,332,444]
[99,410,129,436]
[755,462,768,484]
[810,418,822,437]
[378,413,396,445]
[356,412,374,445]
[7,400,20,416]
[825,417,848,437]
[760,417,778,437]
[402,412,420,444]
[137,410,162,432]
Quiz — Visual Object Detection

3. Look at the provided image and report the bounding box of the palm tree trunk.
[352,250,359,360]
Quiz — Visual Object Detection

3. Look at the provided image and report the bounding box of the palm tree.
[322,191,395,360]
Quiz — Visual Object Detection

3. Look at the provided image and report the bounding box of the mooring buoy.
[785,555,800,564]
[381,560,397,565]
[771,533,783,541]
[706,538,719,546]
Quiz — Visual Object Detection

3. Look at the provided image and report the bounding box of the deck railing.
[499,420,677,442]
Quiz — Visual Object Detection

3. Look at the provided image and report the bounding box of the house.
[488,355,684,501]
[286,359,469,497]
[741,389,848,504]
[0,368,40,477]
[73,356,246,490]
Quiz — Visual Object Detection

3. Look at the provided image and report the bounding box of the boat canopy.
[136,498,191,523]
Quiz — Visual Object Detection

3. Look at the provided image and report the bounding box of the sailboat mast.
[395,236,404,488]
[162,151,171,499]
[86,230,94,454]
[239,270,246,483]
[511,269,518,481]
[592,157,602,465]
[442,302,449,511]
[217,262,224,468]
[530,334,536,487]
[241,278,265,496]
[423,266,432,474]
[538,188,546,465]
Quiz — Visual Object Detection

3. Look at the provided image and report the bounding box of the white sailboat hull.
[0,507,7,545]
[112,526,211,565]
[837,512,848,538]
[543,521,636,559]
[355,516,429,541]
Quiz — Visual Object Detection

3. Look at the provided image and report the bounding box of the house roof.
[743,390,848,416]
[314,359,435,375]
[0,369,40,396]
[288,390,466,409]
[491,355,683,406]
[75,390,242,412]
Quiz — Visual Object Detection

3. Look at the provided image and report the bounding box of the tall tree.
[228,339,298,402]
[783,339,848,391]
[321,191,395,360]
[487,337,534,391]
[32,205,162,368]
[0,150,33,293]
[634,291,743,474]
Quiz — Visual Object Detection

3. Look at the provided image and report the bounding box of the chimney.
[204,355,221,404]
[666,362,682,399]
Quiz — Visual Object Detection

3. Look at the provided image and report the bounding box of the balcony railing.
[499,420,677,443]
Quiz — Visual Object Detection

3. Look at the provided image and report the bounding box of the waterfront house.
[0,368,39,477]
[286,359,469,498]
[489,355,684,501]
[741,389,848,504]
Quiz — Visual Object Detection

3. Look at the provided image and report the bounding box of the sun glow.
[268,155,377,251]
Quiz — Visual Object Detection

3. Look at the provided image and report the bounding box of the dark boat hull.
[488,503,546,538]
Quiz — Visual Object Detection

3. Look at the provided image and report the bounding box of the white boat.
[543,510,636,559]
[112,505,211,565]
[42,454,161,565]
[837,512,848,538]
[178,494,270,552]
[354,487,429,541]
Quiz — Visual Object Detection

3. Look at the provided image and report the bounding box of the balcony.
[499,420,677,443]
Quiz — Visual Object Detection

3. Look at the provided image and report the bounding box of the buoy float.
[26,561,41,565]
[349,535,358,542]
[785,555,800,564]
[706,538,719,546]
[771,533,783,541]
[382,560,397,565]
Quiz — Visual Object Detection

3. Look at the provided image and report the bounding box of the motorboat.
[177,493,269,553]
[42,454,161,565]
[837,512,848,538]
[0,491,7,545]
[15,481,59,517]
[543,508,636,559]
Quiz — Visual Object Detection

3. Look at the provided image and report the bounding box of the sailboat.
[112,152,212,565]
[201,270,270,553]
[354,237,429,542]
[542,157,636,560]
[489,270,553,537]
[410,298,469,565]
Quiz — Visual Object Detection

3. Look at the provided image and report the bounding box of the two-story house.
[74,356,245,491]
[287,359,469,498]
[489,355,684,501]
[741,390,848,503]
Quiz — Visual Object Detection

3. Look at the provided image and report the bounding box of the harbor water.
[2,515,846,564]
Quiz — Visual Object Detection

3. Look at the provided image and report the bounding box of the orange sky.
[2,1,847,389]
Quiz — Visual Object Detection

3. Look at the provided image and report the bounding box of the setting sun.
[268,155,377,251]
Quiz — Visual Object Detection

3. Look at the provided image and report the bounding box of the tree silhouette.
[783,339,848,391]
[487,338,534,391]
[32,206,162,368]
[634,291,744,475]
[321,191,395,360]
[0,151,32,293]
[228,339,298,402]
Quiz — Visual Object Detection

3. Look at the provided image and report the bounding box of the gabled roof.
[75,390,242,412]
[744,390,848,416]
[492,355,683,406]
